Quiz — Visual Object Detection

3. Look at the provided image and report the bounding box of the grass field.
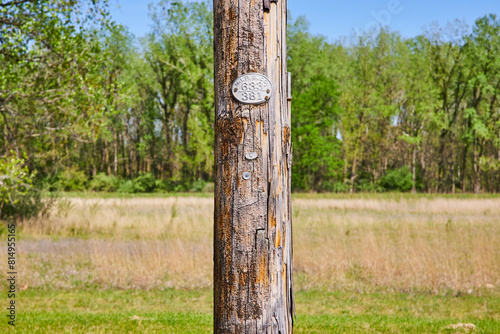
[1,194,499,332]
[2,289,499,333]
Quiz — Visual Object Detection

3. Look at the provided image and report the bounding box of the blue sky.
[109,0,500,40]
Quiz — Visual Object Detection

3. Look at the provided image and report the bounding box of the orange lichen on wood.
[217,117,243,146]
[283,125,291,143]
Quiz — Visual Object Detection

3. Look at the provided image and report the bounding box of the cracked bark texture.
[214,0,293,333]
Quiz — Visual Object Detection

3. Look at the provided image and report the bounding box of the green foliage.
[117,173,156,193]
[0,152,34,220]
[288,17,343,192]
[1,2,500,194]
[0,0,115,179]
[203,182,214,193]
[54,168,88,192]
[0,151,52,222]
[378,167,414,192]
[154,179,169,192]
[117,180,137,194]
[152,179,188,193]
[89,173,119,192]
[190,179,207,192]
[133,173,156,193]
[173,184,187,193]
[143,0,214,183]
[332,182,350,193]
[357,181,382,193]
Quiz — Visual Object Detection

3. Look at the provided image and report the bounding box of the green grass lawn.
[2,289,499,333]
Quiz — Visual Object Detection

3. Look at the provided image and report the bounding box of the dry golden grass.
[5,196,500,293]
[18,239,211,290]
[293,198,499,292]
[21,197,213,241]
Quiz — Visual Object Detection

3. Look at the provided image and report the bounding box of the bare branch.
[0,0,34,7]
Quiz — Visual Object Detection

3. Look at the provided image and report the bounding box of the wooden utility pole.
[213,0,293,332]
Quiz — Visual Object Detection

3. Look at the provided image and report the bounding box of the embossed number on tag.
[232,73,272,105]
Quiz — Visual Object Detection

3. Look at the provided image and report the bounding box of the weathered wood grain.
[214,0,293,333]
[264,0,270,11]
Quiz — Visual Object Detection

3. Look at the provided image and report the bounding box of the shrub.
[203,182,215,193]
[332,182,349,193]
[157,179,187,193]
[190,179,207,192]
[54,167,88,191]
[133,173,156,192]
[153,180,168,192]
[316,179,334,192]
[117,173,156,193]
[167,180,189,193]
[173,184,187,192]
[89,173,119,192]
[378,166,413,192]
[117,180,136,194]
[357,180,383,192]
[0,151,54,222]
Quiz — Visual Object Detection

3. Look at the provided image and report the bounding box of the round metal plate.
[232,73,272,105]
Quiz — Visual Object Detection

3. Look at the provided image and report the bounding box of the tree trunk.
[105,140,111,175]
[350,156,358,193]
[461,143,469,193]
[121,134,128,178]
[92,142,97,177]
[213,0,294,333]
[473,134,480,194]
[411,147,416,193]
[114,132,118,177]
[451,134,455,194]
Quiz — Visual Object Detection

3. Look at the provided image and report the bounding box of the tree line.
[1,0,500,197]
